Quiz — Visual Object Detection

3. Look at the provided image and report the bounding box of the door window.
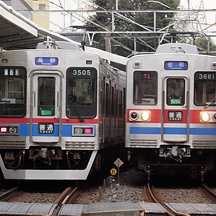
[166,78,185,106]
[38,77,55,116]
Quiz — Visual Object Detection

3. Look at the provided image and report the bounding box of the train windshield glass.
[0,67,26,117]
[194,72,216,106]
[38,77,55,116]
[167,78,185,106]
[133,71,157,105]
[66,68,97,118]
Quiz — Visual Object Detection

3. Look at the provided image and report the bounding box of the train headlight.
[141,111,151,121]
[200,112,210,122]
[213,113,216,122]
[74,127,83,135]
[130,112,139,121]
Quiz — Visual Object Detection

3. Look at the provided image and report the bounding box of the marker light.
[200,112,210,122]
[130,112,138,121]
[141,111,151,121]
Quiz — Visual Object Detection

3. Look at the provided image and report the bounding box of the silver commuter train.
[126,43,216,179]
[0,40,126,180]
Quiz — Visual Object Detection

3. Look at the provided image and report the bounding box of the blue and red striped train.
[0,40,126,180]
[125,43,216,179]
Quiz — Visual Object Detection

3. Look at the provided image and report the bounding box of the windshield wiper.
[70,96,84,122]
[204,95,216,109]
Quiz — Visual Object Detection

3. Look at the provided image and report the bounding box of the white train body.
[0,41,126,180]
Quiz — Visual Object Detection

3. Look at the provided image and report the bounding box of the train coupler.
[159,146,191,162]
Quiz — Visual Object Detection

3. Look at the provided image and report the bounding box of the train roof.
[156,43,199,54]
[36,41,82,51]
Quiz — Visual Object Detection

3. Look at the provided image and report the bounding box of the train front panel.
[126,43,216,177]
[0,48,101,180]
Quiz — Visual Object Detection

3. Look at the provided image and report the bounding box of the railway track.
[199,183,216,203]
[0,184,80,216]
[0,186,21,201]
[145,182,190,216]
[53,186,80,205]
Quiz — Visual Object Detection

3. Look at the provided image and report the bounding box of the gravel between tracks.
[75,169,215,204]
[154,187,214,204]
[4,169,215,204]
[8,192,61,203]
[75,169,147,204]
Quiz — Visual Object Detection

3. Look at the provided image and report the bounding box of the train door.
[30,72,62,144]
[162,76,189,143]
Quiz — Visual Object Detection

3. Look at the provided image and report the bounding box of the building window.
[39,4,45,11]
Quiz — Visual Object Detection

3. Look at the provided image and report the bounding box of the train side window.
[123,88,126,116]
[119,91,123,117]
[105,83,109,116]
[38,77,55,116]
[0,67,26,117]
[102,77,105,114]
[116,89,118,117]
[166,78,185,106]
[133,71,157,105]
[111,86,115,116]
[194,72,216,106]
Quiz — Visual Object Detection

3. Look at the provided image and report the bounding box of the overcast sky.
[180,0,216,25]
[179,0,216,41]
[49,0,216,41]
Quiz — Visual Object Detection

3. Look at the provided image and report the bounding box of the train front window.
[167,78,185,106]
[66,68,97,118]
[38,77,55,116]
[133,71,158,105]
[0,67,26,117]
[194,72,216,106]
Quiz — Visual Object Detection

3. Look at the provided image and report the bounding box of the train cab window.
[66,68,97,118]
[167,78,185,106]
[194,72,216,106]
[0,67,26,117]
[133,71,157,105]
[38,77,55,116]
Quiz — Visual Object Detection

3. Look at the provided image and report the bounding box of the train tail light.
[141,111,151,121]
[0,127,8,133]
[73,126,94,136]
[200,112,210,122]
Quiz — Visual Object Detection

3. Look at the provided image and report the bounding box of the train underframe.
[129,146,216,181]
[0,143,125,180]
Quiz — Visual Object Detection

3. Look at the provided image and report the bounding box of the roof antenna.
[43,36,58,49]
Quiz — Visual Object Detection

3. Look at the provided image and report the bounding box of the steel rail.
[0,186,21,201]
[199,183,216,203]
[63,186,80,204]
[146,182,190,216]
[53,186,74,206]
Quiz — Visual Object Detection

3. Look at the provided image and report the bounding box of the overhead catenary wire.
[45,0,152,49]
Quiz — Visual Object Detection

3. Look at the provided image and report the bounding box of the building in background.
[25,0,49,30]
[2,0,49,30]
[2,0,32,20]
